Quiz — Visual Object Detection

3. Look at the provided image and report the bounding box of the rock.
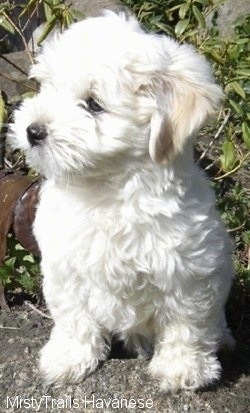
[68,0,128,17]
[207,0,250,37]
[0,0,129,102]
[0,0,127,53]
[29,0,129,53]
[0,51,36,102]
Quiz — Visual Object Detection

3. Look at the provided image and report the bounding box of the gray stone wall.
[209,0,250,37]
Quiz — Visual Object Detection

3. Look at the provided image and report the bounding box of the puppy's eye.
[86,97,104,113]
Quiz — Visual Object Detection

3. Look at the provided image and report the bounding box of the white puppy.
[10,12,234,391]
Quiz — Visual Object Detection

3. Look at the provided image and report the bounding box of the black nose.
[26,123,47,146]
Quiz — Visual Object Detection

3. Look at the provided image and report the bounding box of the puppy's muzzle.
[26,123,47,147]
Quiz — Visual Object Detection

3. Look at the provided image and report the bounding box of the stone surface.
[0,51,35,102]
[69,0,127,17]
[0,306,249,413]
[213,0,250,37]
[0,0,126,53]
[0,0,127,102]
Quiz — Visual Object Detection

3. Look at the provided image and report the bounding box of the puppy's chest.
[36,190,162,328]
[35,187,157,279]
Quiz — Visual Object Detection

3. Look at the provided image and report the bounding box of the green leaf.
[179,3,190,20]
[43,0,53,21]
[21,91,37,100]
[0,257,16,283]
[204,49,224,64]
[166,5,182,15]
[234,69,250,77]
[155,22,175,35]
[181,28,199,41]
[229,99,244,116]
[5,257,16,267]
[0,92,6,132]
[174,19,189,36]
[0,266,11,284]
[193,0,209,4]
[62,13,74,30]
[71,9,85,21]
[37,16,57,45]
[0,4,11,13]
[23,254,36,264]
[19,0,38,18]
[242,122,250,150]
[192,5,206,28]
[18,273,35,292]
[220,140,236,172]
[229,81,246,99]
[0,265,11,279]
[233,38,249,45]
[0,15,15,34]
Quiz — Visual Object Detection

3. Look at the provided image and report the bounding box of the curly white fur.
[10,12,234,391]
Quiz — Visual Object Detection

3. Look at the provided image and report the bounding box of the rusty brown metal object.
[0,170,41,309]
[13,180,40,257]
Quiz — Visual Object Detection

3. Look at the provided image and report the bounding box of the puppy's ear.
[149,108,173,163]
[137,37,223,163]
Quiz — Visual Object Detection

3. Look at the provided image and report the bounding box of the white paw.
[39,329,108,385]
[149,352,221,392]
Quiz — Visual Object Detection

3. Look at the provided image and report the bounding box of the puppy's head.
[10,12,222,179]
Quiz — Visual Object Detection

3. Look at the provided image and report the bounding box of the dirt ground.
[0,300,249,413]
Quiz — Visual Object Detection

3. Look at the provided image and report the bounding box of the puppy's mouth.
[23,121,89,179]
[26,122,48,147]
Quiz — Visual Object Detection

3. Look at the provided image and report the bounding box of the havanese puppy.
[10,11,234,391]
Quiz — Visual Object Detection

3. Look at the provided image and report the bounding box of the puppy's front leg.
[40,298,109,385]
[149,321,222,392]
